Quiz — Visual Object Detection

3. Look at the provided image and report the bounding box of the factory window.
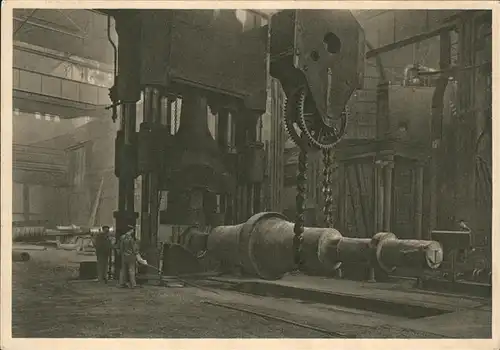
[170,98,182,135]
[228,112,237,153]
[68,144,86,189]
[256,115,263,143]
[215,194,222,214]
[208,106,217,140]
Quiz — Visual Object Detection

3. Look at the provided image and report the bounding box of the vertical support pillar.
[140,86,163,273]
[374,160,384,232]
[247,184,254,217]
[114,102,139,279]
[375,80,391,234]
[338,162,346,232]
[112,10,142,279]
[383,157,394,232]
[430,30,452,231]
[414,163,424,239]
[454,15,477,232]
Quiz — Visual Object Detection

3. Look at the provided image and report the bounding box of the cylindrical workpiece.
[376,239,443,272]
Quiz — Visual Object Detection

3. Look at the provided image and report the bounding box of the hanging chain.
[322,149,334,228]
[293,143,308,268]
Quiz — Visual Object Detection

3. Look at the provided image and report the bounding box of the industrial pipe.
[13,251,31,262]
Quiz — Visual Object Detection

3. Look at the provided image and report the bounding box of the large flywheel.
[284,85,349,150]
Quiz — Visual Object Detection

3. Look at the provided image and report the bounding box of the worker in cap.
[117,225,142,288]
[92,225,113,283]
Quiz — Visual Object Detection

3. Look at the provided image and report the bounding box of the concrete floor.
[11,246,492,338]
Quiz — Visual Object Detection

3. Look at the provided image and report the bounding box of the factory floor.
[11,246,492,338]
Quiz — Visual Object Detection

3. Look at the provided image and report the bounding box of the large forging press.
[103,9,444,280]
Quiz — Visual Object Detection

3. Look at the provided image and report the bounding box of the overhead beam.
[366,23,456,59]
[14,41,114,73]
[13,89,109,119]
[13,17,86,40]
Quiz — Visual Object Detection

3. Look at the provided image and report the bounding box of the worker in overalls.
[117,225,141,288]
[93,225,113,283]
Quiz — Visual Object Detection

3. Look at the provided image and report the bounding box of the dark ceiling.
[13,9,115,65]
[12,9,463,69]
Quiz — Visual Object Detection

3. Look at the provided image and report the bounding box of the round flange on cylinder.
[376,239,444,272]
[301,227,343,275]
[242,212,295,280]
[369,232,398,266]
[207,212,298,280]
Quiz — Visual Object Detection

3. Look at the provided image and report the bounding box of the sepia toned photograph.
[1,3,495,346]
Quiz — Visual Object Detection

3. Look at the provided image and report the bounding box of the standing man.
[92,225,113,283]
[117,225,140,288]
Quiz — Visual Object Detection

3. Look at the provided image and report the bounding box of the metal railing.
[13,67,110,106]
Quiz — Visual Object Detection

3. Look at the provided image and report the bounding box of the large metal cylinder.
[179,212,444,280]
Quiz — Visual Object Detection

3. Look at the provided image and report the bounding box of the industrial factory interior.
[5,7,494,340]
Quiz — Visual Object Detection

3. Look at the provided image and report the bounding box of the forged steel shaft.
[180,212,444,280]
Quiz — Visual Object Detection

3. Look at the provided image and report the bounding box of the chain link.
[322,149,334,228]
[293,145,308,268]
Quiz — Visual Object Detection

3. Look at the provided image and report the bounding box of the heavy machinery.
[100,9,444,280]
